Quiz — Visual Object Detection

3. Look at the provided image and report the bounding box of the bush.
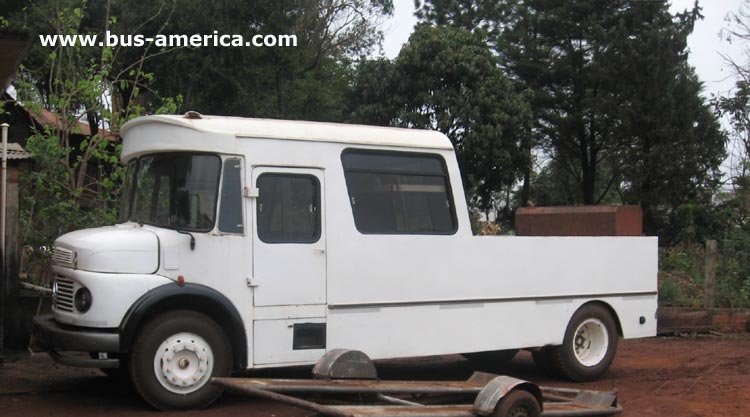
[716,230,750,308]
[658,238,750,309]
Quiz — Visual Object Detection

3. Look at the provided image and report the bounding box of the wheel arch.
[118,283,247,369]
[575,300,623,337]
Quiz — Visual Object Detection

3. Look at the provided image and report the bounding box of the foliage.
[6,1,179,283]
[349,25,532,214]
[714,1,750,234]
[612,2,725,241]
[658,243,707,308]
[2,0,392,282]
[717,229,750,308]
[109,0,391,119]
[418,0,726,243]
[659,241,750,309]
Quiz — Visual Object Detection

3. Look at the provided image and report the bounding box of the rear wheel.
[130,310,232,410]
[538,304,619,381]
[491,389,541,417]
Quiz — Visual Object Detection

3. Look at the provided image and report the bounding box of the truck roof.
[120,113,454,150]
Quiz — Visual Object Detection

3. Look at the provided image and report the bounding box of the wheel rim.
[572,318,609,367]
[153,332,214,394]
[508,404,531,417]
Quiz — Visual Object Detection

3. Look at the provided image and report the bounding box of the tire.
[129,310,233,410]
[491,389,541,417]
[463,349,519,367]
[546,304,619,382]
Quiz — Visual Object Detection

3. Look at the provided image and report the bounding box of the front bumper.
[33,314,120,368]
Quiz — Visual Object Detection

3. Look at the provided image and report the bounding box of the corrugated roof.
[25,107,116,140]
[0,141,32,159]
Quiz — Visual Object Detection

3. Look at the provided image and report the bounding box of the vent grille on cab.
[53,275,77,312]
[52,247,75,267]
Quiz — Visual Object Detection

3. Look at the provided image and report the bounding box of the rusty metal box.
[515,205,642,236]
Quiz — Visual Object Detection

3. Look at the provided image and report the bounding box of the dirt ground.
[1,334,748,417]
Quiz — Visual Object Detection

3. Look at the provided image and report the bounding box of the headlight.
[74,288,92,312]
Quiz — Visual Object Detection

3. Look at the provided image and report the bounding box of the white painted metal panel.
[327,295,657,361]
[253,305,327,320]
[50,268,172,328]
[253,318,326,365]
[250,167,327,307]
[55,225,159,274]
[120,114,453,163]
[325,236,657,306]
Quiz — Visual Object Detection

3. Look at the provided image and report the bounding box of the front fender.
[118,282,248,369]
[51,267,172,328]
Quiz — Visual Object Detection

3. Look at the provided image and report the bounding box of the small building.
[1,28,32,353]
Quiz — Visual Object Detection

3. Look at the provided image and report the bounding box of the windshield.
[119,153,222,231]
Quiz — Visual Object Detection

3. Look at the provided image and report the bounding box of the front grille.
[53,276,76,312]
[52,247,75,267]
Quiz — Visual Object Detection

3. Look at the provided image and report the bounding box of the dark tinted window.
[257,174,320,243]
[342,152,445,175]
[219,158,244,234]
[342,150,456,234]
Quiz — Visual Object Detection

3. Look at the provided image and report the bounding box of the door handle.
[246,277,259,287]
[313,247,325,254]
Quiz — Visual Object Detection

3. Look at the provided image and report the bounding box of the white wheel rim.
[572,318,609,367]
[153,332,214,394]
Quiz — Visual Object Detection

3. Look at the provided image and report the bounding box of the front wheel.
[130,310,233,410]
[540,304,619,382]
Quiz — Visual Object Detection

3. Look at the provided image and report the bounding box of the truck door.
[250,167,327,365]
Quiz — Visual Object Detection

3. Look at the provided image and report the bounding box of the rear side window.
[342,150,456,234]
[256,174,321,243]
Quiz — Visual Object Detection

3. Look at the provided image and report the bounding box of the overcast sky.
[381,0,748,100]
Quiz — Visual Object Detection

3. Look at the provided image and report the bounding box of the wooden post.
[704,240,717,308]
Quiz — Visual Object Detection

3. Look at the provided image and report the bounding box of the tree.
[349,25,531,215]
[611,2,725,239]
[715,1,750,230]
[110,0,392,120]
[6,0,392,121]
[419,0,726,240]
[3,1,178,278]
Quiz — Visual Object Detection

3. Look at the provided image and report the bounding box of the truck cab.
[34,113,657,410]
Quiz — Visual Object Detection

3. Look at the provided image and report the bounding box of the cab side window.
[256,174,321,243]
[218,158,244,234]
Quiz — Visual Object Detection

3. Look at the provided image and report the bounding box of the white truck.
[33,113,658,410]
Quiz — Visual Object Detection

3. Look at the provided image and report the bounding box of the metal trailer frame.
[212,349,622,417]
